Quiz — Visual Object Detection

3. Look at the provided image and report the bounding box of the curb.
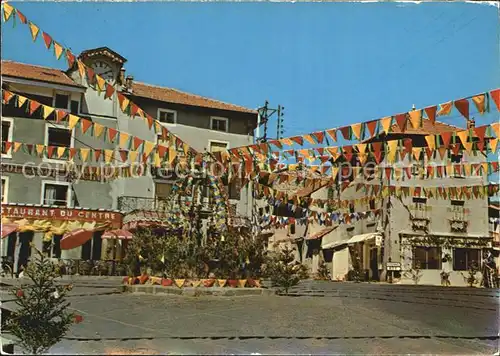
[123,285,275,297]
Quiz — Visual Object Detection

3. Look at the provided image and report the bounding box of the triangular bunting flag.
[65,50,76,68]
[437,101,452,116]
[351,123,363,140]
[29,22,40,42]
[472,94,486,114]
[68,114,80,130]
[94,123,105,138]
[325,129,337,142]
[408,110,422,129]
[41,32,53,49]
[380,116,392,133]
[53,42,64,60]
[454,99,469,119]
[2,3,14,23]
[42,105,54,120]
[81,119,92,134]
[16,10,27,24]
[490,89,500,111]
[394,114,407,132]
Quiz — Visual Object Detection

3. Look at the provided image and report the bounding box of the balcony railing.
[449,219,468,233]
[118,196,216,213]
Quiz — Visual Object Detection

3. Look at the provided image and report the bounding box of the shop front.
[1,204,123,274]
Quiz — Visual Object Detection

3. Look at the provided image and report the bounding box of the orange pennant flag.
[13,142,22,153]
[424,135,436,150]
[456,130,470,145]
[472,94,486,114]
[303,134,316,145]
[454,99,469,119]
[412,147,422,160]
[35,144,45,156]
[462,141,473,154]
[326,129,337,142]
[76,60,86,80]
[408,110,422,129]
[491,123,500,138]
[380,117,392,133]
[437,101,452,116]
[96,75,106,92]
[490,138,499,153]
[351,123,363,140]
[490,89,500,111]
[119,133,130,149]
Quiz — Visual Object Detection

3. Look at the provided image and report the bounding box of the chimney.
[119,68,126,86]
[125,75,134,92]
[467,118,475,129]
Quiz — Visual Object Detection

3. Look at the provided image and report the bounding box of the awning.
[306,227,336,240]
[1,223,18,238]
[322,239,350,250]
[347,232,380,244]
[60,229,94,250]
[102,229,133,240]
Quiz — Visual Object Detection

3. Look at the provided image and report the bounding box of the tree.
[266,245,307,295]
[6,248,82,354]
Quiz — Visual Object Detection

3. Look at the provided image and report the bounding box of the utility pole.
[256,101,283,143]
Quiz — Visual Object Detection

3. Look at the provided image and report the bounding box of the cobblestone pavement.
[2,280,498,354]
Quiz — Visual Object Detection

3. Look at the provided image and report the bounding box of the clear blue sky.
[2,1,499,137]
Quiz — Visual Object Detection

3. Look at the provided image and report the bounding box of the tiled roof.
[125,81,257,114]
[389,118,463,135]
[1,60,84,88]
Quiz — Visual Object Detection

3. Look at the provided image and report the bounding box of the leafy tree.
[5,248,82,354]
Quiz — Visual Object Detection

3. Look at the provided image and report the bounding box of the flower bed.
[122,275,262,288]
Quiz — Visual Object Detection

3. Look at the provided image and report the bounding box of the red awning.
[102,229,133,240]
[1,223,18,238]
[60,229,94,250]
[306,227,336,240]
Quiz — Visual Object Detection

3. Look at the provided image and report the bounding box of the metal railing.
[117,196,172,213]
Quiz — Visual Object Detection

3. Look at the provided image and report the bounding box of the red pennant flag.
[491,161,499,172]
[339,126,351,140]
[104,84,115,99]
[395,114,406,131]
[81,120,92,134]
[476,140,485,153]
[269,140,282,149]
[29,101,41,115]
[42,32,52,49]
[454,99,469,119]
[385,167,392,180]
[437,166,444,178]
[146,115,155,130]
[312,131,325,144]
[403,138,412,155]
[424,106,437,125]
[343,146,353,162]
[473,126,487,142]
[133,137,143,150]
[16,10,27,24]
[65,50,76,68]
[426,165,434,178]
[440,132,452,148]
[157,145,167,158]
[490,89,500,111]
[108,128,118,142]
[316,147,325,156]
[86,67,96,85]
[3,142,12,154]
[2,90,14,104]
[371,142,383,164]
[366,120,378,137]
[290,136,304,146]
[69,148,78,159]
[405,166,412,179]
[130,103,139,117]
[47,146,55,158]
[94,149,102,161]
[56,110,68,123]
[425,147,433,160]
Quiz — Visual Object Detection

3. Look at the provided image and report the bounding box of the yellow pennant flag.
[491,123,500,138]
[168,147,177,164]
[326,147,339,160]
[93,123,105,138]
[104,149,114,163]
[53,42,64,60]
[424,135,436,150]
[76,60,86,80]
[386,140,398,163]
[358,152,368,165]
[288,163,299,171]
[331,167,339,180]
[17,95,27,108]
[129,151,139,163]
[119,133,130,149]
[356,143,367,153]
[472,94,486,114]
[303,134,316,145]
[394,168,402,181]
[36,144,45,156]
[96,75,106,92]
[412,147,422,160]
[408,110,422,129]
[80,148,90,162]
[2,2,14,22]
[29,22,40,42]
[490,138,499,153]
[437,101,452,116]
[464,164,472,177]
[120,96,130,112]
[154,121,163,134]
[183,143,189,156]
[143,141,155,158]
[456,130,469,144]
[462,141,473,154]
[57,147,66,158]
[153,153,161,167]
[13,142,22,153]
[68,114,80,129]
[42,105,54,120]
[351,123,363,140]
[380,116,392,133]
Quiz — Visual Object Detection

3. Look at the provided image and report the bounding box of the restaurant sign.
[1,204,122,227]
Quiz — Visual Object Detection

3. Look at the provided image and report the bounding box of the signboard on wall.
[386,262,401,271]
[1,204,122,228]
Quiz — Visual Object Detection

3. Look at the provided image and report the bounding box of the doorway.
[370,247,379,281]
[17,232,34,273]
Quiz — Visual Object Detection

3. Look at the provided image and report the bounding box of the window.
[1,176,8,203]
[413,246,441,270]
[453,248,481,271]
[349,203,355,214]
[155,182,173,199]
[229,179,241,200]
[42,182,71,207]
[209,140,229,153]
[412,197,427,219]
[450,200,465,220]
[81,231,103,260]
[1,118,13,157]
[369,199,376,210]
[54,93,69,110]
[259,208,264,217]
[210,117,229,132]
[158,109,177,124]
[45,124,73,161]
[70,100,80,114]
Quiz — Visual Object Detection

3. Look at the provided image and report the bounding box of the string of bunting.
[2,90,192,166]
[216,88,500,160]
[1,2,198,159]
